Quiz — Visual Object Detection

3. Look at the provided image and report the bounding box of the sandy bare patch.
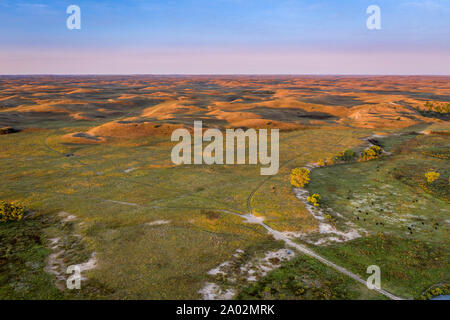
[45,237,66,290]
[58,211,77,222]
[146,220,170,226]
[104,199,140,207]
[207,261,233,276]
[199,282,236,300]
[292,187,363,245]
[240,249,295,280]
[200,248,295,299]
[73,253,97,280]
[45,212,98,290]
[240,213,265,224]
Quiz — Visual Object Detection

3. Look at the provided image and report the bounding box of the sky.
[0,0,449,74]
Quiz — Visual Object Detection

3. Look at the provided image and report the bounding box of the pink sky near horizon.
[2,48,449,75]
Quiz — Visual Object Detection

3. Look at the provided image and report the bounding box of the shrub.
[317,150,356,167]
[425,101,434,111]
[359,145,383,162]
[0,127,20,135]
[423,101,450,114]
[425,171,440,183]
[307,194,321,207]
[333,149,357,162]
[290,168,310,188]
[0,201,25,222]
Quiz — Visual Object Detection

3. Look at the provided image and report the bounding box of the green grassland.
[1,115,448,299]
[1,122,379,299]
[0,215,62,299]
[1,75,449,300]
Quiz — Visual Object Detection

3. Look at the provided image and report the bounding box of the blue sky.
[1,0,449,74]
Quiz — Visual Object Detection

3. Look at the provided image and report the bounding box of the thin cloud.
[400,0,447,10]
[13,2,58,14]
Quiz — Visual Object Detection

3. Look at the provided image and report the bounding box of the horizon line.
[1,73,450,77]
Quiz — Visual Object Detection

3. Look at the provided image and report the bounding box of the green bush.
[333,149,357,162]
[0,201,25,222]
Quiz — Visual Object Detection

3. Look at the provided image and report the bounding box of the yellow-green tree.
[317,159,326,167]
[425,171,440,183]
[0,201,24,222]
[359,145,383,162]
[307,194,321,207]
[290,168,310,188]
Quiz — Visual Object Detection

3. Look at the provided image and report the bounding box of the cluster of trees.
[294,145,386,210]
[290,168,321,207]
[317,149,357,167]
[0,201,24,222]
[306,194,321,207]
[424,101,450,114]
[421,171,449,202]
[290,168,310,188]
[317,145,386,167]
[419,284,450,300]
[318,146,384,165]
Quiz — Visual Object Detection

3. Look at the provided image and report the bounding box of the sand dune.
[1,75,447,133]
[66,88,101,95]
[87,121,185,139]
[141,99,203,120]
[227,118,307,130]
[61,132,106,144]
[344,104,432,128]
